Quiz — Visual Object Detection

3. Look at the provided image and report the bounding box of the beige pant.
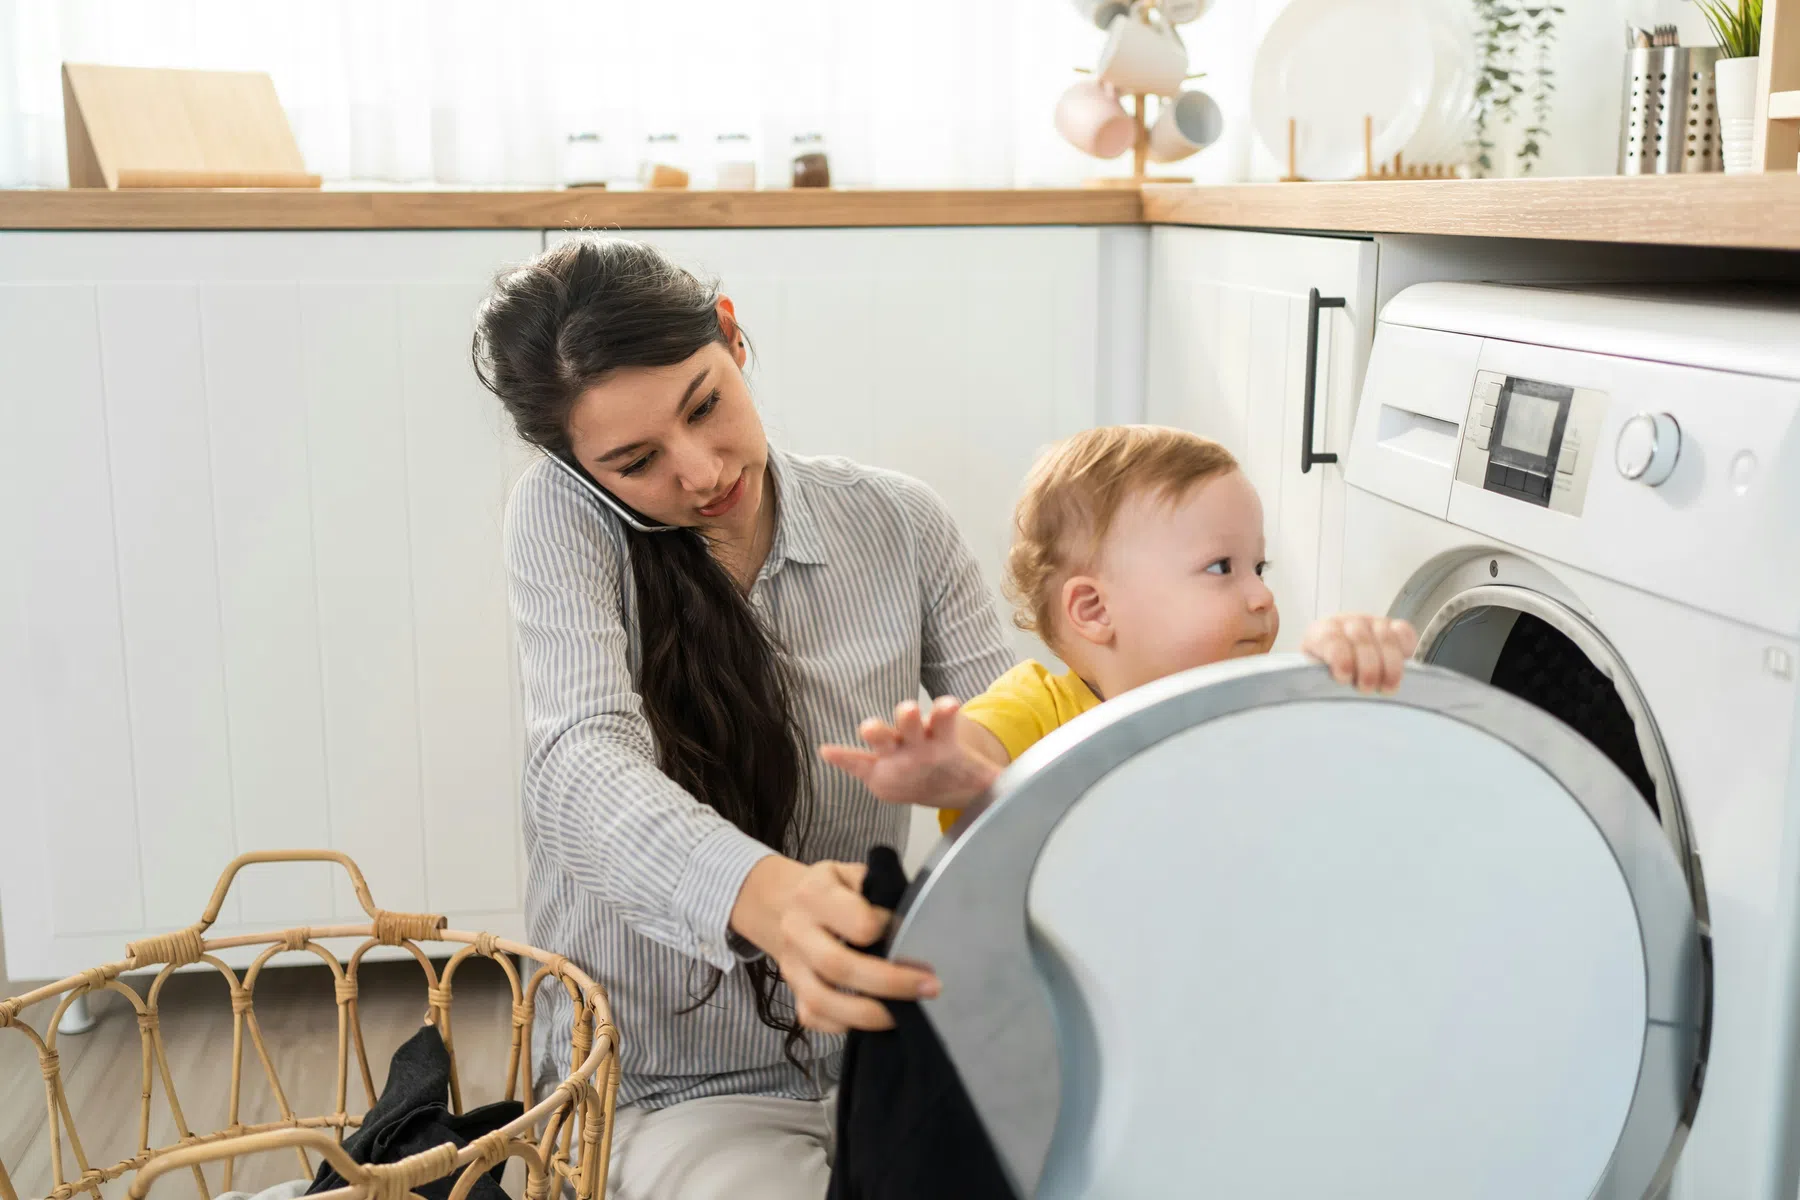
[603,1090,836,1200]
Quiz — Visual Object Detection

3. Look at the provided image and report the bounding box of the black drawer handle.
[1302,288,1345,474]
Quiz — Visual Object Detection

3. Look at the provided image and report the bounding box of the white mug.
[1158,0,1212,24]
[1148,89,1223,163]
[1055,78,1137,159]
[1070,0,1133,29]
[1097,12,1189,96]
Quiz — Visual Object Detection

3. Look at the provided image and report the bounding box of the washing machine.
[887,283,1800,1199]
[1337,282,1800,1198]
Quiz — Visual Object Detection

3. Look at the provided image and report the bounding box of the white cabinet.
[0,226,1122,974]
[1145,227,1377,645]
[548,227,1120,664]
[0,231,542,979]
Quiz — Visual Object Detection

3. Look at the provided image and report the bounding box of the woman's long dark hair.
[472,237,812,1073]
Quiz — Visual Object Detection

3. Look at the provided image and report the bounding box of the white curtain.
[0,0,1176,189]
[2,0,1676,189]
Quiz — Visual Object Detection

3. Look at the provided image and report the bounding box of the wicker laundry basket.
[0,851,620,1200]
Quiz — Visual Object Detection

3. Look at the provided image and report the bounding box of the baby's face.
[1094,470,1279,693]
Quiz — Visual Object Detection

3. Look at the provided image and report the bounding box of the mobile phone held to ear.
[545,450,681,534]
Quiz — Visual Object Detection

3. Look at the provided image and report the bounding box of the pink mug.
[1055,79,1136,159]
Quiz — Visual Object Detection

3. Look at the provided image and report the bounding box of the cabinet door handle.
[1301,288,1346,474]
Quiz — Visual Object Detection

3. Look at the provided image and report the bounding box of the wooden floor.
[1,928,530,1200]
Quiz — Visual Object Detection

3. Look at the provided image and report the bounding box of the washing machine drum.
[892,656,1707,1200]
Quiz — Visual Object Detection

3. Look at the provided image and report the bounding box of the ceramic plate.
[1251,0,1436,179]
[1406,2,1478,165]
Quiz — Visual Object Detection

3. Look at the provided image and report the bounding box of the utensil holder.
[1621,46,1722,174]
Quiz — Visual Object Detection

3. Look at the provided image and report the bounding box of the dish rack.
[0,851,620,1200]
[1278,115,1464,181]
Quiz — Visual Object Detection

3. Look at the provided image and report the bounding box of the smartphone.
[544,450,680,534]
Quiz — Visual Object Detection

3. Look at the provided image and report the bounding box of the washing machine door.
[890,655,1707,1200]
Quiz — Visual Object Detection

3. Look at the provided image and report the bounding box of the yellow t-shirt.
[937,661,1103,833]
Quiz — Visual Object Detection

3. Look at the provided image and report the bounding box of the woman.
[473,238,1013,1199]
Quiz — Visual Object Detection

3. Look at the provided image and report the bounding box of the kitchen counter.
[0,187,1144,230]
[1143,174,1800,251]
[3,176,1799,251]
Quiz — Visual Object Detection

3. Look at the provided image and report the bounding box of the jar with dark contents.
[790,132,830,188]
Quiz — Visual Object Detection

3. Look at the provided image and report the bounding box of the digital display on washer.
[1498,386,1562,456]
[1483,376,1574,507]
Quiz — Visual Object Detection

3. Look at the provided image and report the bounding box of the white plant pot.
[1715,55,1761,174]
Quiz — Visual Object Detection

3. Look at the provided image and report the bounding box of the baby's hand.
[820,697,1000,809]
[1302,613,1419,694]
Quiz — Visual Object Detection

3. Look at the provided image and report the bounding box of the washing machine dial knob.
[1615,412,1681,486]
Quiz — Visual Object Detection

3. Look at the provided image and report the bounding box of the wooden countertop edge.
[1141,175,1800,251]
[0,188,1145,230]
[3,176,1798,250]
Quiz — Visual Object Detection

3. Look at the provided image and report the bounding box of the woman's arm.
[509,462,938,1026]
[507,463,773,970]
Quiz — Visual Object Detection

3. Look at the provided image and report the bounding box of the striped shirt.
[505,447,1013,1110]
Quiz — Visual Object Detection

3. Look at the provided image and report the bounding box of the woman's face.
[565,298,768,542]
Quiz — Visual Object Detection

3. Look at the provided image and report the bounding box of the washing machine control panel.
[1455,370,1608,516]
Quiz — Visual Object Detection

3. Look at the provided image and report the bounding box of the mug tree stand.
[1085,92,1194,187]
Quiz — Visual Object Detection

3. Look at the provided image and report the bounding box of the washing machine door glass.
[891,655,1707,1200]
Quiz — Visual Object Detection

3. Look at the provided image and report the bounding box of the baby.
[821,425,1418,826]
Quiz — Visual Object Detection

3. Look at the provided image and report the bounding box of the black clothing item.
[1488,610,1659,812]
[826,845,1020,1200]
[307,1022,522,1200]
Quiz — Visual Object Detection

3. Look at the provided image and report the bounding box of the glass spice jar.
[715,132,757,190]
[639,132,689,189]
[560,132,610,188]
[790,132,831,188]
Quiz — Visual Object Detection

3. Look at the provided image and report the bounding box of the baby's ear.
[1061,575,1114,647]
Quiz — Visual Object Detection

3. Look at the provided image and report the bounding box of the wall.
[1157,0,1720,183]
[1517,0,1717,178]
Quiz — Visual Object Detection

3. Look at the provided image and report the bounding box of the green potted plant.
[1696,0,1764,172]
[1471,0,1565,176]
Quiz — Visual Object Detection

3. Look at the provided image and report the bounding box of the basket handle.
[126,850,445,969]
[197,849,382,929]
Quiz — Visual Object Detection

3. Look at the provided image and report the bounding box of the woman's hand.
[819,697,1001,810]
[730,856,939,1035]
[1301,613,1419,694]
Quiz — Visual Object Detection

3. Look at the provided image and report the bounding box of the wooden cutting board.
[62,62,322,189]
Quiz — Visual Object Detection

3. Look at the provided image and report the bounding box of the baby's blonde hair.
[1004,425,1239,641]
